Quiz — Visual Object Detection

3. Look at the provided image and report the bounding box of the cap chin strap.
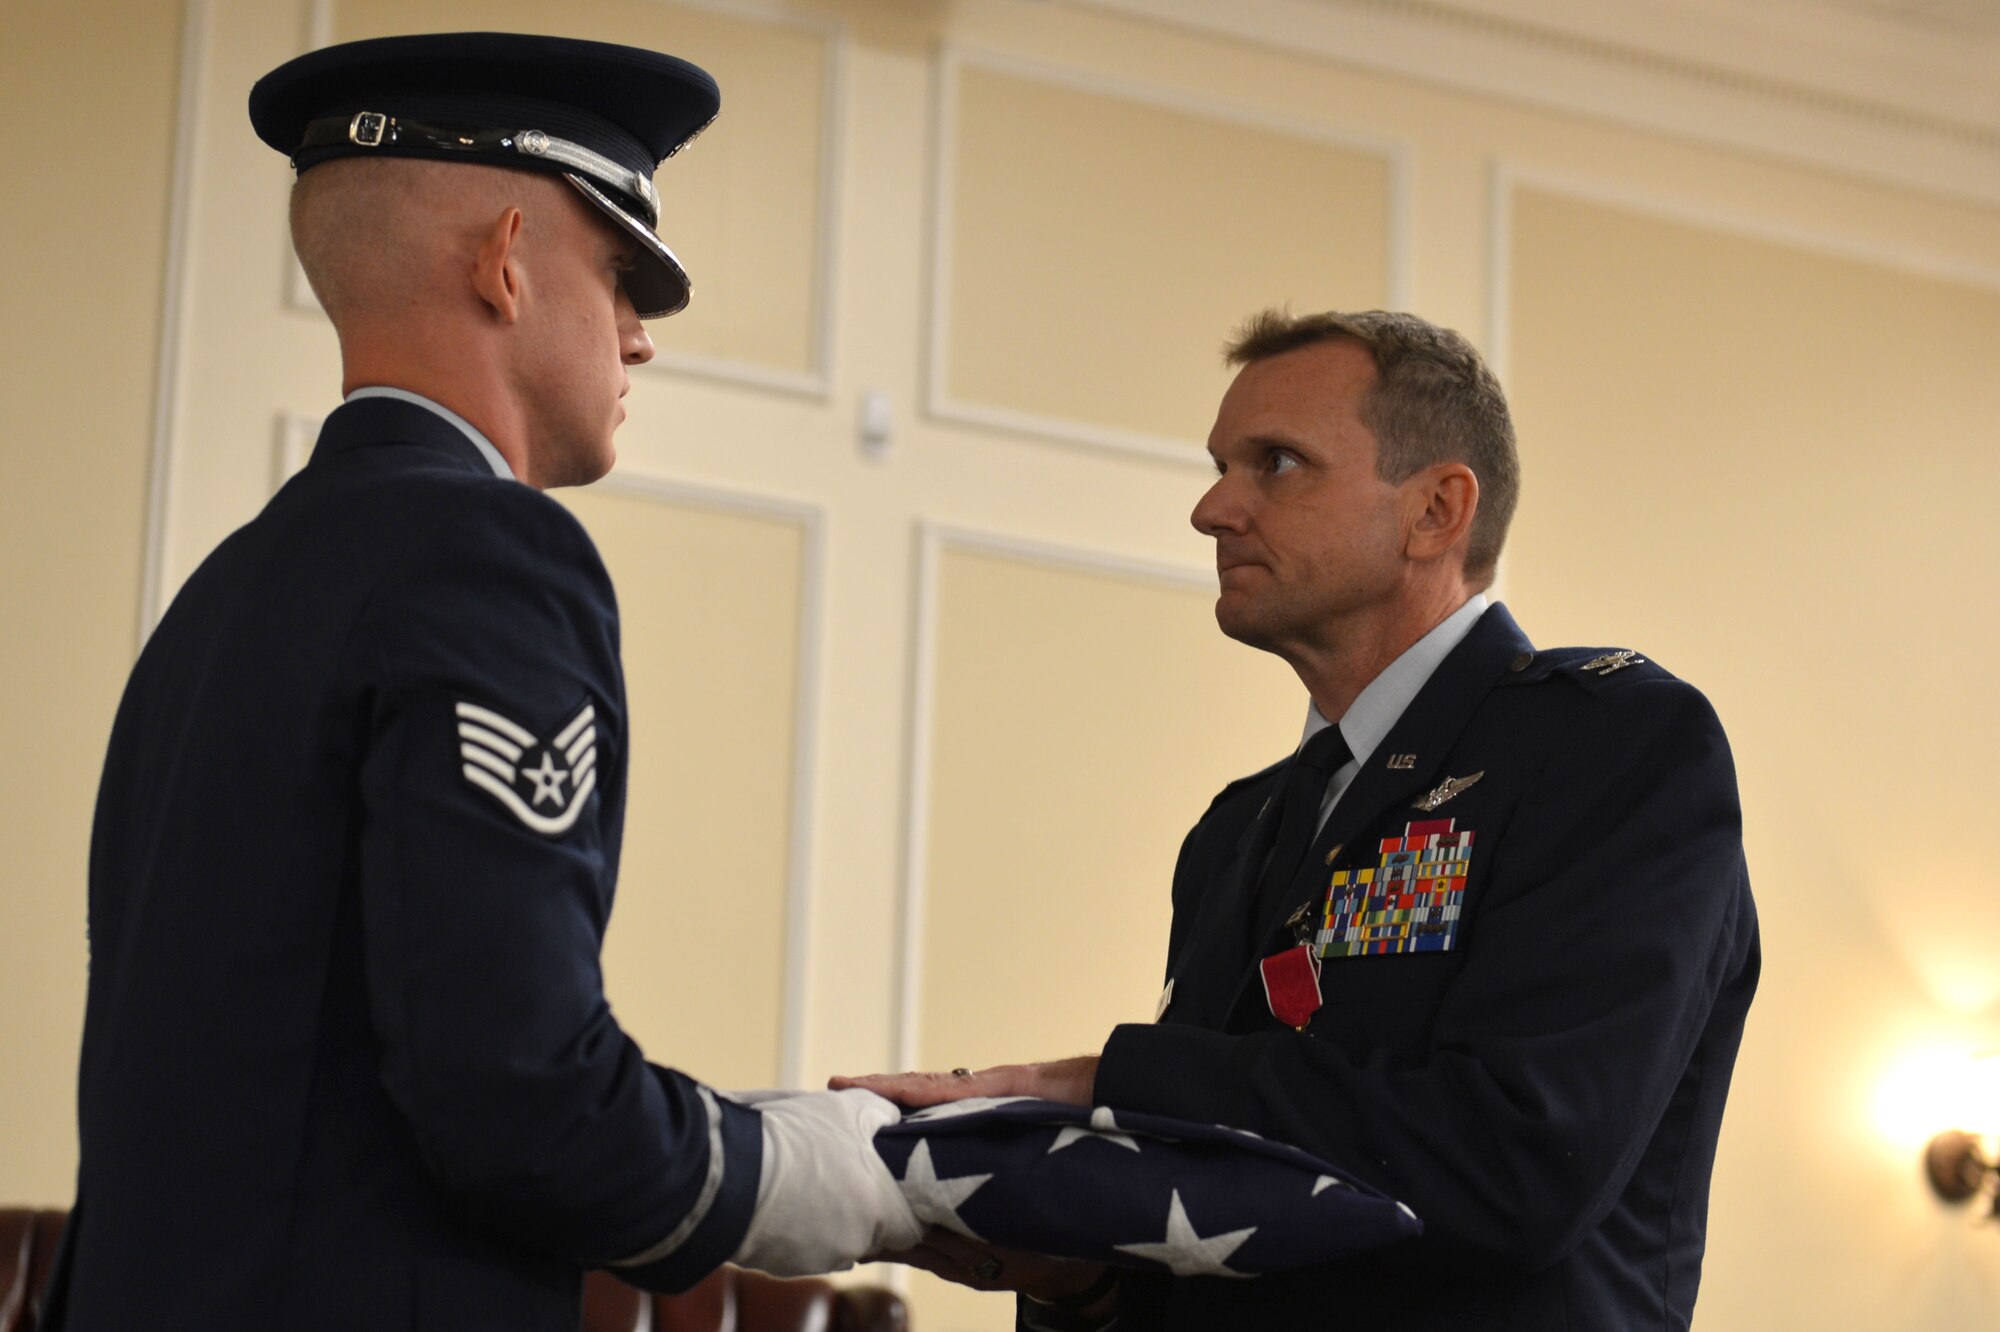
[296,112,658,223]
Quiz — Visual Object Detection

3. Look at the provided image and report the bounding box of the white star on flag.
[897,1138,992,1239]
[870,1098,1423,1277]
[1114,1189,1256,1277]
[1048,1105,1141,1155]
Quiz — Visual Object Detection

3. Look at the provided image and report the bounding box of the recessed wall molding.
[924,43,1412,469]
[591,468,830,1090]
[1484,158,2000,385]
[626,0,850,401]
[138,0,213,647]
[893,519,1213,1072]
[1067,0,2000,209]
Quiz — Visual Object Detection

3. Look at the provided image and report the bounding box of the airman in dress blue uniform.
[46,33,916,1332]
[841,310,1758,1331]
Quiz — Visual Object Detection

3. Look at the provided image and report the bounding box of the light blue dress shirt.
[1301,593,1490,835]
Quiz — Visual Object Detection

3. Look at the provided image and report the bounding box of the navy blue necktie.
[1253,724,1352,929]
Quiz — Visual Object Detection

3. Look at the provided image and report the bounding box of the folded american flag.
[873,1097,1420,1277]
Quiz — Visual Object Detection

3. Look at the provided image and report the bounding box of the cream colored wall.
[558,486,811,1093]
[917,546,1301,1076]
[7,1,2000,1329]
[942,60,1395,448]
[0,0,186,1206]
[1504,187,2000,1327]
[909,544,1299,1325]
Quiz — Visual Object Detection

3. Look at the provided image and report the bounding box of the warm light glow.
[1873,1046,2000,1151]
[1922,958,2000,1016]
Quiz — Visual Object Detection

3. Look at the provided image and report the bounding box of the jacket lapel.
[1225,604,1537,1025]
[1167,765,1291,1027]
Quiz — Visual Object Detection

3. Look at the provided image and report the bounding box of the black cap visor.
[564,173,690,319]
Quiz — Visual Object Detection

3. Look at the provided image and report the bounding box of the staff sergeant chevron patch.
[455,700,599,836]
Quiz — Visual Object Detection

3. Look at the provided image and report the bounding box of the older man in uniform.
[842,310,1759,1330]
[45,33,916,1332]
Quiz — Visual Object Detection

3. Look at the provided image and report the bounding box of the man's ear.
[1403,462,1480,565]
[471,207,525,324]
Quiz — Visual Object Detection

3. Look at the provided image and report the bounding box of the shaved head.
[288,156,654,489]
[291,157,558,325]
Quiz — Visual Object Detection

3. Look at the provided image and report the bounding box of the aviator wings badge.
[1413,771,1484,813]
[455,699,599,836]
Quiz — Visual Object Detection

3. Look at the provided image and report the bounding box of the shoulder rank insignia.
[1413,771,1483,812]
[456,699,599,836]
[1579,650,1644,676]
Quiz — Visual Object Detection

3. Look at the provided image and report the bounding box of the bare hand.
[874,1227,1108,1304]
[830,1055,1100,1109]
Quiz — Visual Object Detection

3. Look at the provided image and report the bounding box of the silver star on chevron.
[897,1138,991,1239]
[1114,1189,1256,1277]
[523,751,568,806]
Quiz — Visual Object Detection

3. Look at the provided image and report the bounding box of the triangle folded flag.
[873,1097,1420,1277]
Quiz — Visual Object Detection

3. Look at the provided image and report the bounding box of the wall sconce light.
[1925,1130,1997,1211]
[1921,1049,2000,1213]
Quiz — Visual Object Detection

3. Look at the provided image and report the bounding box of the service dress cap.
[249,31,719,318]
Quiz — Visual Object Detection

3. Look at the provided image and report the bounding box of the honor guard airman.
[45,33,916,1332]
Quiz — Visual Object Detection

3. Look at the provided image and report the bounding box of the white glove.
[727,1088,922,1277]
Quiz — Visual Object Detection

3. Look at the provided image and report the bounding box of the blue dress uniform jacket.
[1093,604,1758,1330]
[47,397,762,1331]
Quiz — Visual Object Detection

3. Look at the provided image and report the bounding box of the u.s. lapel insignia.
[1413,771,1484,812]
[456,699,599,836]
[1580,650,1644,676]
[1386,753,1417,770]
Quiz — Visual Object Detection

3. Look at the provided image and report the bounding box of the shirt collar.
[343,386,515,481]
[1302,593,1491,762]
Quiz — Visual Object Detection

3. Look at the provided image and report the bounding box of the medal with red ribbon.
[1259,943,1323,1030]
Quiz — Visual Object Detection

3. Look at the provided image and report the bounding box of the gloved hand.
[727,1088,922,1276]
